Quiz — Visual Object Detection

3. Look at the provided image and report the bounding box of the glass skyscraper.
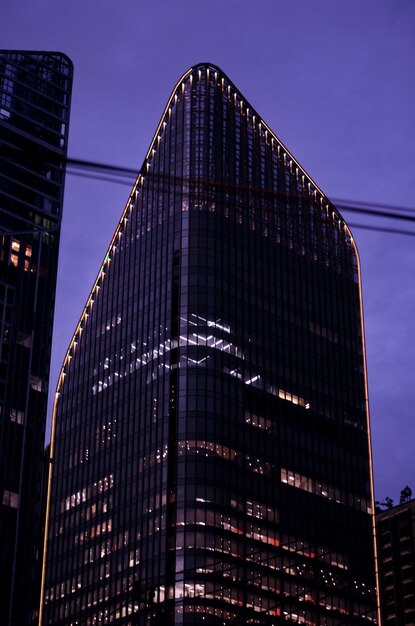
[43,63,378,625]
[0,50,73,625]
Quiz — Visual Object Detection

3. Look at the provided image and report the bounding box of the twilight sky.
[2,0,414,503]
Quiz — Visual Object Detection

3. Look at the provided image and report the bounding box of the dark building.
[43,64,379,625]
[0,50,73,625]
[377,499,415,625]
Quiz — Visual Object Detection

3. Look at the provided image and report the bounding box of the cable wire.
[63,156,415,238]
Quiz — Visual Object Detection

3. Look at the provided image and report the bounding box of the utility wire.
[65,170,415,238]
[3,148,414,221]
[333,198,415,216]
[64,156,415,236]
[335,205,415,223]
[348,222,415,238]
[65,156,415,218]
[2,151,415,237]
[66,170,135,187]
[63,168,415,238]
[67,156,138,178]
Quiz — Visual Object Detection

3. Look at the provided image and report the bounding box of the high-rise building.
[0,50,73,625]
[42,63,378,626]
[377,499,415,625]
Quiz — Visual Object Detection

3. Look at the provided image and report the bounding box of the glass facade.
[43,64,378,625]
[0,50,73,625]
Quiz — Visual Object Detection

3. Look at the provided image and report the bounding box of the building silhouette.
[0,50,73,625]
[43,63,378,625]
[377,499,415,625]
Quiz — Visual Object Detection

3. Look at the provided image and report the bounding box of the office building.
[0,50,73,625]
[377,499,415,625]
[43,63,378,625]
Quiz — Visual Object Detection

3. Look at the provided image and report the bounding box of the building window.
[17,332,32,348]
[29,375,45,392]
[10,409,25,425]
[3,490,19,508]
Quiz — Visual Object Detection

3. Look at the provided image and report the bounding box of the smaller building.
[377,499,415,625]
[0,50,73,625]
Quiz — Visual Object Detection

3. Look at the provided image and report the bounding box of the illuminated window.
[10,409,24,425]
[245,411,272,431]
[17,333,32,348]
[29,375,45,392]
[3,490,19,508]
[281,467,371,513]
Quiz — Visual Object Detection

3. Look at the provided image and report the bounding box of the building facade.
[43,64,378,625]
[0,50,73,625]
[377,499,415,625]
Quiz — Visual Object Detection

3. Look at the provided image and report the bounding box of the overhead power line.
[67,157,138,178]
[67,158,415,227]
[333,198,415,216]
[61,159,415,237]
[347,223,415,238]
[2,151,414,237]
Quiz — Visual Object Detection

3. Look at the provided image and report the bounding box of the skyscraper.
[43,63,378,625]
[0,50,73,625]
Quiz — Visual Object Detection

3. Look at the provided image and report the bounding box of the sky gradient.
[1,0,414,503]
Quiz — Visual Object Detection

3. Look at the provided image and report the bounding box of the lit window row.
[227,368,310,409]
[177,439,273,476]
[96,314,122,337]
[279,531,348,571]
[93,315,242,395]
[179,332,244,359]
[281,467,372,514]
[92,338,176,395]
[176,512,279,549]
[74,519,112,544]
[60,475,114,512]
[84,532,130,567]
[230,496,278,522]
[245,411,273,431]
[175,513,348,572]
[138,444,168,473]
[183,313,231,334]
[175,578,359,624]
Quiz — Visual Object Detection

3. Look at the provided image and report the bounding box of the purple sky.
[2,0,414,503]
